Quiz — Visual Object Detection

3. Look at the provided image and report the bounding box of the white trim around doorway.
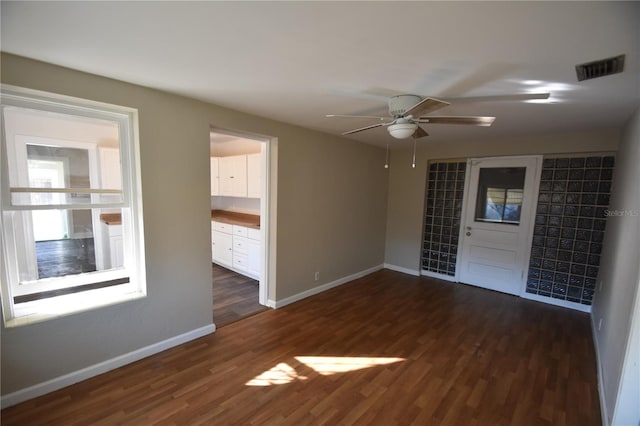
[456,155,542,296]
[209,127,275,309]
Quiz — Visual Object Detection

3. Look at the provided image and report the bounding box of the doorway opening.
[209,128,272,327]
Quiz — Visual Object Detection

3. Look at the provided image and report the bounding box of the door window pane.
[475,167,526,224]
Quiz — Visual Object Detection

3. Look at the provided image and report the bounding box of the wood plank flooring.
[35,237,96,279]
[212,263,266,327]
[1,269,601,425]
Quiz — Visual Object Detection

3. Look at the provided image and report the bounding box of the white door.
[458,156,541,295]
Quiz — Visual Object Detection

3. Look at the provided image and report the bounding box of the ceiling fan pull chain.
[384,144,390,169]
[412,138,417,168]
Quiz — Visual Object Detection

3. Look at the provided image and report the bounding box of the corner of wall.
[590,105,640,426]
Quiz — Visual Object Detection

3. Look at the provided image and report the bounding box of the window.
[474,167,526,224]
[0,85,146,327]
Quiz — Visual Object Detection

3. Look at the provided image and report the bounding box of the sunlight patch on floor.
[295,356,405,375]
[245,356,405,386]
[245,362,306,386]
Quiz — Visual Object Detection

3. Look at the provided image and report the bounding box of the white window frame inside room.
[0,85,146,327]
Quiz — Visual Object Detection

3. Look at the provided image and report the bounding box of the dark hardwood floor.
[35,237,96,279]
[15,238,115,303]
[212,263,266,327]
[1,269,601,425]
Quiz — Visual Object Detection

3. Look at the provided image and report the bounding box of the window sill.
[5,284,146,328]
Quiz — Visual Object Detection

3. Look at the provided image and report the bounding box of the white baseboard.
[591,314,610,426]
[266,299,276,308]
[0,323,216,409]
[383,263,420,277]
[272,264,384,309]
[520,292,592,313]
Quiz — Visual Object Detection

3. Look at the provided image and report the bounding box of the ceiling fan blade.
[342,122,392,135]
[414,126,429,139]
[442,93,550,103]
[326,114,388,120]
[417,116,496,126]
[402,97,450,119]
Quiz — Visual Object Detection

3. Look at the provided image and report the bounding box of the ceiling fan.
[326,93,548,140]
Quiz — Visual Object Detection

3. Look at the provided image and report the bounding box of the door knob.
[466,231,471,236]
[466,226,472,230]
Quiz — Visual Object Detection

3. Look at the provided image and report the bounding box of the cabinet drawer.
[232,225,248,237]
[213,221,232,234]
[233,236,249,254]
[247,227,261,241]
[233,253,249,271]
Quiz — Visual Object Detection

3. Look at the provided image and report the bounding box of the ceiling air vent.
[575,54,625,82]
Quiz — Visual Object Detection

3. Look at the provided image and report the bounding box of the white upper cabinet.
[99,147,122,190]
[247,153,261,199]
[210,157,220,196]
[218,155,247,197]
[212,152,262,199]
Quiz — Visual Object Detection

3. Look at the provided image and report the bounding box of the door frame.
[456,155,542,296]
[209,126,276,308]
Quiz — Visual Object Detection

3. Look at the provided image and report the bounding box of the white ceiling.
[210,132,262,157]
[2,1,639,148]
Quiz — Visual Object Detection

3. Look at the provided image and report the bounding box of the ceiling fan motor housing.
[388,95,422,117]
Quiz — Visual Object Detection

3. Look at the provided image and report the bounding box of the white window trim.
[0,84,146,327]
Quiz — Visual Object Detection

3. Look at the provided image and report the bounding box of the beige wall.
[591,107,640,425]
[384,130,620,271]
[0,53,387,395]
[276,127,388,294]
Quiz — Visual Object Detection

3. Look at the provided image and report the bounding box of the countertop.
[100,213,122,225]
[211,210,260,229]
[100,210,259,229]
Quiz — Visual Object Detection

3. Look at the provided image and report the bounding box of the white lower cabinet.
[212,221,260,280]
[247,238,260,278]
[212,229,232,268]
[101,223,124,269]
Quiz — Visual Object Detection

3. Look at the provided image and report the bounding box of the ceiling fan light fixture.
[387,122,418,139]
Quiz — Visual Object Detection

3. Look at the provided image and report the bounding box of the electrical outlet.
[314,272,319,281]
[598,318,603,331]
